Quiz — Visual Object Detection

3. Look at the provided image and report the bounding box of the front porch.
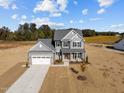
[62,52,84,62]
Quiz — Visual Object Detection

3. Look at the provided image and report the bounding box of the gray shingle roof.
[38,39,55,51]
[61,48,84,53]
[54,29,83,40]
[29,39,55,52]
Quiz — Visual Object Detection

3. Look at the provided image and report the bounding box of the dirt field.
[0,42,34,75]
[40,44,124,93]
[0,42,34,93]
[0,42,124,93]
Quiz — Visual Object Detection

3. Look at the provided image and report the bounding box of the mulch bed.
[70,67,79,74]
[77,75,87,81]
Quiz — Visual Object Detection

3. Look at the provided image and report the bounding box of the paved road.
[6,65,49,93]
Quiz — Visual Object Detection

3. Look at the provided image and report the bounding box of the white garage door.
[32,56,51,65]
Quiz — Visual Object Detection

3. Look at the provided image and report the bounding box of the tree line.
[0,23,123,41]
[0,23,54,41]
[82,29,120,37]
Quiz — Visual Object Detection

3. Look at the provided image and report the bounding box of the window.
[56,41,61,47]
[72,53,77,59]
[56,52,60,56]
[72,53,82,59]
[78,53,82,58]
[63,41,69,47]
[64,53,70,59]
[73,42,81,47]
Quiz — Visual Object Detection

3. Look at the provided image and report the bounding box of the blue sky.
[0,0,124,32]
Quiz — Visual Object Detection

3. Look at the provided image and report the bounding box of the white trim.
[61,30,83,41]
[61,30,76,40]
[71,33,82,41]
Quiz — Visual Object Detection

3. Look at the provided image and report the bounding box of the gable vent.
[39,44,42,48]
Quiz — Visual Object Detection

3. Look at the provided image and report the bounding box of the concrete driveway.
[6,65,49,93]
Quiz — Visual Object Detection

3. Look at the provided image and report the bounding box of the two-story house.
[28,29,85,65]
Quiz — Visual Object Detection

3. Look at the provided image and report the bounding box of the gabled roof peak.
[54,29,83,40]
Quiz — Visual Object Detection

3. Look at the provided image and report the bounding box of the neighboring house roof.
[61,48,84,53]
[54,29,83,40]
[114,39,124,50]
[29,39,55,52]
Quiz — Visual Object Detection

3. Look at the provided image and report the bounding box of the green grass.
[84,36,120,44]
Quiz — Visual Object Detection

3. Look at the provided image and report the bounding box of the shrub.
[70,67,79,74]
[54,60,63,64]
[81,63,87,72]
[77,75,87,81]
[85,56,89,63]
[26,62,29,68]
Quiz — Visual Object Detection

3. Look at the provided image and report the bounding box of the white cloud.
[107,24,124,32]
[79,20,83,23]
[73,0,78,5]
[70,20,84,24]
[11,4,17,10]
[64,10,69,14]
[70,20,74,24]
[50,12,61,17]
[33,0,57,13]
[21,15,27,20]
[57,0,68,11]
[31,17,64,28]
[0,0,10,8]
[33,0,68,17]
[11,14,18,19]
[19,15,27,24]
[97,8,105,14]
[82,9,88,15]
[90,18,103,21]
[98,0,114,7]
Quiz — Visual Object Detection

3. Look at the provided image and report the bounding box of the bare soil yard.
[0,63,27,93]
[0,42,34,75]
[0,42,124,93]
[40,44,124,93]
[0,42,34,93]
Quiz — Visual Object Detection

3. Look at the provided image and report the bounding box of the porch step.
[64,61,69,66]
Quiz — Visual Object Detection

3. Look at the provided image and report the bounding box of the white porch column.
[76,53,78,61]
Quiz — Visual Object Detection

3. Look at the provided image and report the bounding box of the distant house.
[28,29,86,65]
[114,39,124,51]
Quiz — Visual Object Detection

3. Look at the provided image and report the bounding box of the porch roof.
[61,48,84,53]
